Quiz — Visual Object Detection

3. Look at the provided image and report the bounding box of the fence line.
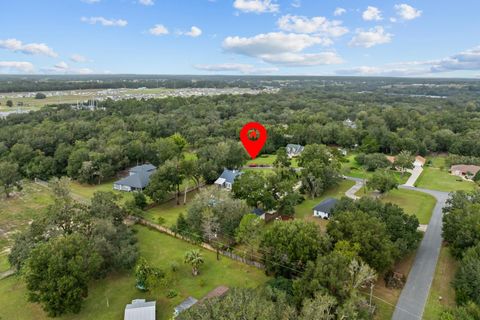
[130,216,265,270]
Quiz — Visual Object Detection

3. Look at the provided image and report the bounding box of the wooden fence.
[130,216,265,270]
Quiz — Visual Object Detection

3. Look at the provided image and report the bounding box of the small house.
[343,118,357,129]
[124,299,156,320]
[313,198,339,219]
[214,169,242,190]
[450,164,480,179]
[173,297,198,318]
[414,156,426,167]
[113,164,156,192]
[286,144,304,158]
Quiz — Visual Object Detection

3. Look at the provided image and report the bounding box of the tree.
[274,147,291,168]
[394,150,414,175]
[367,170,398,194]
[440,302,480,320]
[299,293,336,320]
[181,288,297,320]
[0,161,21,198]
[327,210,396,273]
[355,153,390,171]
[145,159,184,204]
[134,257,165,291]
[301,159,340,199]
[24,234,102,317]
[453,244,480,305]
[184,249,204,276]
[132,192,148,210]
[260,220,328,278]
[298,144,332,168]
[6,99,13,107]
[235,213,264,259]
[35,92,47,99]
[232,171,275,209]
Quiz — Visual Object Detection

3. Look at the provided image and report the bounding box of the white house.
[313,198,339,219]
[124,299,156,320]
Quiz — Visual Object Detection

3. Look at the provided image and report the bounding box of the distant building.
[313,198,339,219]
[214,169,242,190]
[173,297,198,318]
[124,299,156,320]
[113,164,156,192]
[286,144,304,158]
[343,118,357,129]
[450,164,480,179]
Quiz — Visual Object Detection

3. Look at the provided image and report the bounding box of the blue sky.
[1,0,479,77]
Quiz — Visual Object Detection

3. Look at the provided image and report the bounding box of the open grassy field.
[416,167,477,192]
[424,245,458,320]
[0,182,52,272]
[246,154,299,168]
[0,225,268,320]
[379,188,437,224]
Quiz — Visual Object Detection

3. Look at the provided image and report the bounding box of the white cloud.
[260,52,343,66]
[334,7,346,16]
[336,46,480,77]
[139,0,154,6]
[349,26,392,48]
[81,0,100,3]
[70,54,89,63]
[183,26,202,37]
[291,0,301,8]
[223,32,342,66]
[394,4,422,20]
[0,38,57,57]
[362,6,382,21]
[0,61,35,73]
[233,0,279,14]
[43,61,94,74]
[277,15,348,37]
[149,24,169,36]
[193,63,278,74]
[81,16,128,27]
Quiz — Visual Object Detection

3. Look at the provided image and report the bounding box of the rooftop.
[313,198,339,214]
[124,299,156,320]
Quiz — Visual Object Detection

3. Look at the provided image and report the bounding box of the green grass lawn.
[341,154,411,184]
[246,154,299,168]
[424,245,458,320]
[0,226,268,320]
[379,189,437,224]
[0,182,52,271]
[415,167,477,192]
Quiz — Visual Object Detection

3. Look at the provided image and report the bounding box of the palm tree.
[184,249,205,276]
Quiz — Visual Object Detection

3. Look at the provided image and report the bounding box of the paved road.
[343,176,365,200]
[392,186,449,320]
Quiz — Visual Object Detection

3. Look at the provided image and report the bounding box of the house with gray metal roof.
[214,169,243,190]
[114,164,156,192]
[173,296,198,318]
[286,144,304,158]
[124,299,156,320]
[313,198,339,219]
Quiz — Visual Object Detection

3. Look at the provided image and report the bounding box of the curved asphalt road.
[392,186,449,320]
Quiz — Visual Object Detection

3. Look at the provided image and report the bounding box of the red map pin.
[240,122,267,160]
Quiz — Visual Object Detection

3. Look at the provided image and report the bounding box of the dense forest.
[1,86,480,185]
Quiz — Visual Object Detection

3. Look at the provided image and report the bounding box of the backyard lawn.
[380,189,436,224]
[0,226,268,320]
[246,154,299,168]
[0,182,52,272]
[424,245,458,319]
[415,167,477,192]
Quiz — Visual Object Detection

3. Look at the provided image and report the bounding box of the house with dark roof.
[124,299,156,320]
[286,144,304,158]
[313,198,339,219]
[113,164,156,192]
[214,169,243,190]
